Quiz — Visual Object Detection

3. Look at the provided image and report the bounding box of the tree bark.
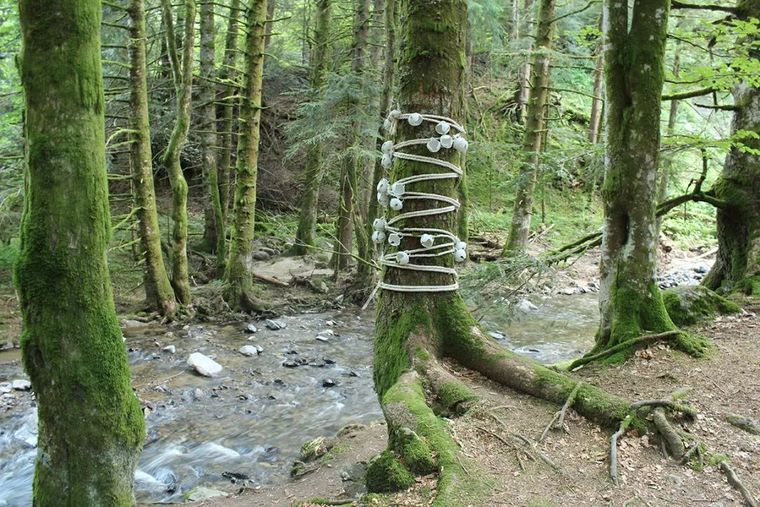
[200,0,226,268]
[330,0,371,272]
[160,0,195,305]
[595,0,677,350]
[505,0,557,254]
[218,0,242,220]
[703,0,760,294]
[224,0,268,312]
[128,0,177,316]
[17,0,145,502]
[264,0,276,48]
[516,0,535,123]
[293,0,332,255]
[588,43,604,143]
[655,44,681,234]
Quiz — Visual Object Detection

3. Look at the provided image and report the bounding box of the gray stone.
[186,486,228,501]
[238,345,260,357]
[265,319,285,330]
[315,335,330,343]
[187,352,223,377]
[322,379,336,388]
[252,251,270,261]
[0,382,12,394]
[193,388,204,400]
[11,379,31,391]
[162,345,176,354]
[516,299,538,313]
[121,319,145,329]
[244,323,258,334]
[488,331,506,340]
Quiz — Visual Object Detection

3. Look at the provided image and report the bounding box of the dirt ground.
[202,308,759,507]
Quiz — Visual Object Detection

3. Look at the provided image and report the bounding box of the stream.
[0,259,709,506]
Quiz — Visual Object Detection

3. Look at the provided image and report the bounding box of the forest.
[0,0,758,505]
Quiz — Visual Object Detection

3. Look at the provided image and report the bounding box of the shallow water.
[0,294,602,505]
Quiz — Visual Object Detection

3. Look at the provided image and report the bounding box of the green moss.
[663,285,741,326]
[436,380,477,413]
[366,451,415,493]
[393,427,437,474]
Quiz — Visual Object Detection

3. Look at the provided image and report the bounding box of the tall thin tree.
[16,0,144,502]
[224,0,269,311]
[129,0,177,316]
[161,0,196,304]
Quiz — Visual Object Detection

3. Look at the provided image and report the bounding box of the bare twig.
[719,461,758,507]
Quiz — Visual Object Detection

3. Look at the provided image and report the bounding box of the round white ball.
[427,137,441,153]
[381,140,394,154]
[396,251,410,265]
[390,181,405,197]
[408,113,423,126]
[440,134,453,149]
[435,121,450,135]
[390,197,403,211]
[371,230,386,244]
[388,232,402,246]
[420,234,434,248]
[381,153,393,169]
[377,178,390,193]
[372,217,386,231]
[453,136,468,153]
[454,249,467,262]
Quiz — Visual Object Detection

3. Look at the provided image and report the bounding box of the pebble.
[282,360,299,368]
[516,299,538,312]
[187,352,223,377]
[244,323,258,334]
[322,379,336,388]
[252,251,270,261]
[186,486,228,501]
[265,319,286,330]
[315,335,330,343]
[0,382,12,394]
[162,345,176,354]
[121,319,145,329]
[11,379,31,391]
[488,331,506,340]
[238,345,260,357]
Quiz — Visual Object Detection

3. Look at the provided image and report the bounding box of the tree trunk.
[224,0,268,312]
[330,0,370,272]
[17,0,145,503]
[655,45,681,234]
[128,0,177,316]
[515,0,534,123]
[703,0,760,294]
[218,0,242,220]
[161,0,195,305]
[369,2,647,499]
[595,0,681,351]
[200,0,225,268]
[264,0,276,48]
[588,45,604,144]
[505,0,556,254]
[293,0,331,255]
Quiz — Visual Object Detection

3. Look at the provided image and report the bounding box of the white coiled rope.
[370,110,469,297]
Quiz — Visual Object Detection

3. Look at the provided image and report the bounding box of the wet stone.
[238,345,260,357]
[244,323,258,334]
[282,360,299,368]
[488,331,506,340]
[322,379,337,388]
[11,380,31,391]
[265,319,286,330]
[187,353,223,377]
[252,251,270,261]
[162,345,176,354]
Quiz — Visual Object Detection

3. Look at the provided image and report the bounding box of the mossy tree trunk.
[293,0,331,255]
[218,0,242,220]
[200,0,226,267]
[703,0,760,295]
[160,0,195,305]
[505,0,556,254]
[330,0,370,272]
[224,0,268,312]
[369,1,642,500]
[515,0,535,123]
[16,0,145,503]
[128,0,177,317]
[595,0,678,351]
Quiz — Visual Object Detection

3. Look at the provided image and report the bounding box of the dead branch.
[610,414,633,485]
[719,461,758,507]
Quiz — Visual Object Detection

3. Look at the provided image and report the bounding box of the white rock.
[162,345,176,354]
[265,319,285,330]
[516,299,538,313]
[121,319,145,329]
[316,335,329,343]
[12,379,31,391]
[0,382,12,394]
[187,353,223,377]
[238,345,260,357]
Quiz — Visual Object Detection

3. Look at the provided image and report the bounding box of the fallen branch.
[719,461,758,507]
[252,272,290,287]
[610,414,633,485]
[630,399,697,418]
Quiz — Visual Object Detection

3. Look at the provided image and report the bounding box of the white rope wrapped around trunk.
[373,110,469,294]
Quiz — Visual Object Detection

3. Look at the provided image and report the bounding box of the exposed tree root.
[540,381,582,442]
[652,408,686,459]
[610,414,634,485]
[719,461,758,507]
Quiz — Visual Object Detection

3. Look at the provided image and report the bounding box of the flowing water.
[0,286,672,505]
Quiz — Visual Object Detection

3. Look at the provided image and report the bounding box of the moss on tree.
[16,0,145,502]
[663,285,741,326]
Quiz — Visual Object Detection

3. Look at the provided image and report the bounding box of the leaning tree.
[365,0,664,500]
[16,0,144,503]
[703,0,760,295]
